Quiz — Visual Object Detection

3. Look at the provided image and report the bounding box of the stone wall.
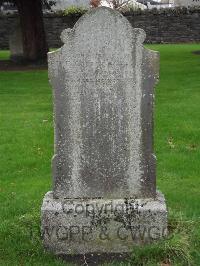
[0,8,200,49]
[0,15,17,49]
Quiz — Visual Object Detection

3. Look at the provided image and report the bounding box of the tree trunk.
[16,0,48,62]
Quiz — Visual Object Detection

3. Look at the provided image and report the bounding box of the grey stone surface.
[9,22,23,62]
[174,0,200,7]
[42,191,167,254]
[42,6,167,255]
[48,7,159,199]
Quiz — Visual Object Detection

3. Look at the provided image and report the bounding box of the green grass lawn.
[0,50,10,60]
[0,49,55,61]
[0,44,200,265]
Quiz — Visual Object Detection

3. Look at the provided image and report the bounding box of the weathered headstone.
[9,22,24,63]
[41,7,167,255]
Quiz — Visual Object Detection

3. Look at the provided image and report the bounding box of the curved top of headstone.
[60,7,146,46]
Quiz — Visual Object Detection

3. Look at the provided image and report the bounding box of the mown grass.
[0,44,200,265]
[0,50,10,60]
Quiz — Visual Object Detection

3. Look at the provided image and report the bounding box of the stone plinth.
[42,191,167,254]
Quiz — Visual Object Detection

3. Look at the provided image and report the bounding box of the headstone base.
[41,191,167,255]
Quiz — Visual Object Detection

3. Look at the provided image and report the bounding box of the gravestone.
[41,7,167,255]
[9,22,24,63]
